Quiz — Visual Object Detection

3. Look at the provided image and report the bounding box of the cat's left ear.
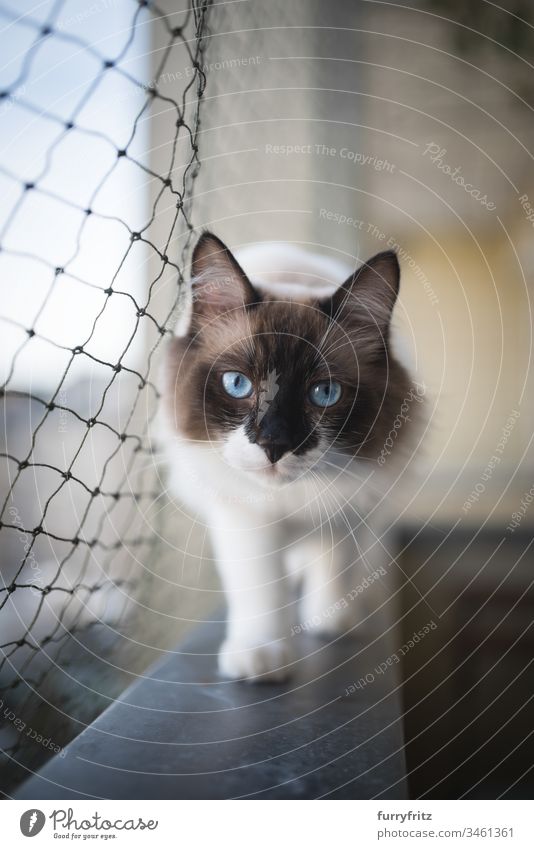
[325,251,400,336]
[190,232,259,323]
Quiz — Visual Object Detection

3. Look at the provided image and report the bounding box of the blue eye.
[222,371,253,399]
[309,380,342,407]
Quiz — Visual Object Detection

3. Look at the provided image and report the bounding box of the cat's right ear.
[189,232,259,326]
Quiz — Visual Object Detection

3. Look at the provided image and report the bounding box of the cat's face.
[167,233,411,485]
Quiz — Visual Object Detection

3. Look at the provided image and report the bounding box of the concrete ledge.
[15,620,407,799]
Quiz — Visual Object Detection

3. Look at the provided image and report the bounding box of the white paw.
[218,637,292,682]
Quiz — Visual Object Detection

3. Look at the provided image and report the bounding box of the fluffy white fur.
[163,243,406,681]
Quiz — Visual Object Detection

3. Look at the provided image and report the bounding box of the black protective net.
[0,0,212,793]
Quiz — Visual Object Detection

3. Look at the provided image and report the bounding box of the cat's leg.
[210,506,293,682]
[293,529,366,636]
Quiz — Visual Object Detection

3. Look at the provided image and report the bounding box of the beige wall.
[355,3,534,524]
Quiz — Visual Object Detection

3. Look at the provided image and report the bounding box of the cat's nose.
[257,437,291,465]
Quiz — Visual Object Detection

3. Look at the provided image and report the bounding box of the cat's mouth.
[254,460,290,482]
[233,454,294,485]
[221,424,320,486]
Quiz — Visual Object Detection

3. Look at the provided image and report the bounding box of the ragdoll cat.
[163,232,414,682]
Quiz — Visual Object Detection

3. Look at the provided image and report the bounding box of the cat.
[162,232,415,682]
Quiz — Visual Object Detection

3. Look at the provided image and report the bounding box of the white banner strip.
[2,800,533,848]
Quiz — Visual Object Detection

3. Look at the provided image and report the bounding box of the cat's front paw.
[218,637,292,682]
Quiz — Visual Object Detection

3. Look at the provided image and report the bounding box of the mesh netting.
[0,0,212,792]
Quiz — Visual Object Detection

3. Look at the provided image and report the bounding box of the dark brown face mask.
[166,232,412,465]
